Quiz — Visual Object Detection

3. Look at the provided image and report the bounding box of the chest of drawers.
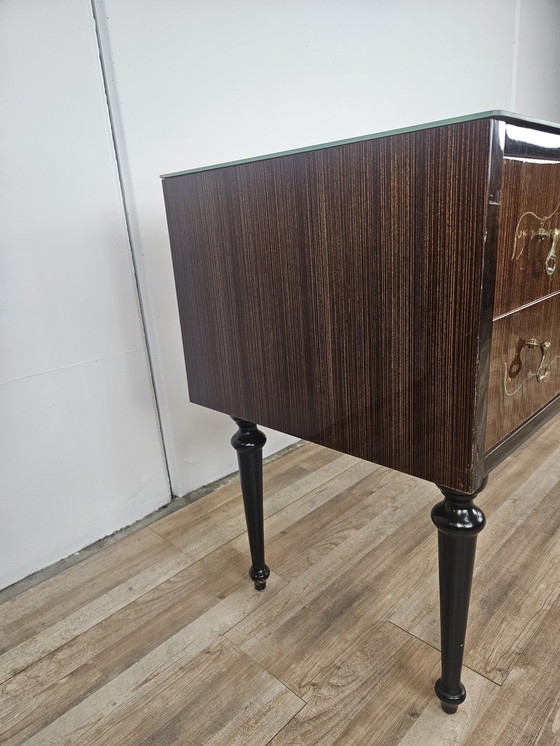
[162,111,560,714]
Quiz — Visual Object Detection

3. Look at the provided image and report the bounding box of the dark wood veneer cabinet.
[162,111,560,714]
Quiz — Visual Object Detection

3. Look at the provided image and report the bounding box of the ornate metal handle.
[524,338,552,382]
[544,228,559,276]
[512,203,560,277]
[504,337,557,395]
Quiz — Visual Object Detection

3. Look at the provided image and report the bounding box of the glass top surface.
[161,110,560,178]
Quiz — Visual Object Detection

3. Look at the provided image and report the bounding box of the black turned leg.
[231,418,270,591]
[432,478,486,714]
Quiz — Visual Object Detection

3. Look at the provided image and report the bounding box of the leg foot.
[432,478,486,713]
[435,678,465,714]
[231,418,270,591]
[441,703,459,716]
[250,566,269,591]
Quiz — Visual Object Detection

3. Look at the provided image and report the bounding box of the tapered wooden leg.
[231,418,270,590]
[431,478,486,713]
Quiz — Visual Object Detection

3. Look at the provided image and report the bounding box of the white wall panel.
[0,1,147,382]
[0,352,167,589]
[515,0,560,122]
[0,0,169,589]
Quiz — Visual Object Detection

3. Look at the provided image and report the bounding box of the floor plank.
[0,529,183,647]
[464,599,560,746]
[270,623,497,746]
[0,545,267,744]
[19,576,287,746]
[27,638,303,746]
[0,529,190,683]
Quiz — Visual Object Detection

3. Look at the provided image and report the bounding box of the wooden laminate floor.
[1,413,560,745]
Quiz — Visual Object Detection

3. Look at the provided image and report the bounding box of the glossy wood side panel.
[494,158,560,318]
[486,293,560,449]
[163,119,493,492]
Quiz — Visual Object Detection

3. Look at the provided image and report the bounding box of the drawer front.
[486,293,560,450]
[494,157,560,318]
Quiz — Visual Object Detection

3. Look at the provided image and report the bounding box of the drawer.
[485,293,560,450]
[493,157,560,318]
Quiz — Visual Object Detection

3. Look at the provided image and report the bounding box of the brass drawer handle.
[544,228,559,276]
[534,227,559,276]
[524,338,552,382]
[504,338,559,395]
[512,204,560,277]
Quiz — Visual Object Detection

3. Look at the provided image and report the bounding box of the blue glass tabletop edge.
[160,110,560,179]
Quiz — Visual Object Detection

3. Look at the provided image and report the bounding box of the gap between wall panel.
[89,0,174,498]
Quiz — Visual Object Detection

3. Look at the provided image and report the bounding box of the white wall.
[94,0,539,497]
[515,0,560,122]
[0,0,170,589]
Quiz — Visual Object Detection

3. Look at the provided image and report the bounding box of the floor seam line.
[385,619,503,688]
